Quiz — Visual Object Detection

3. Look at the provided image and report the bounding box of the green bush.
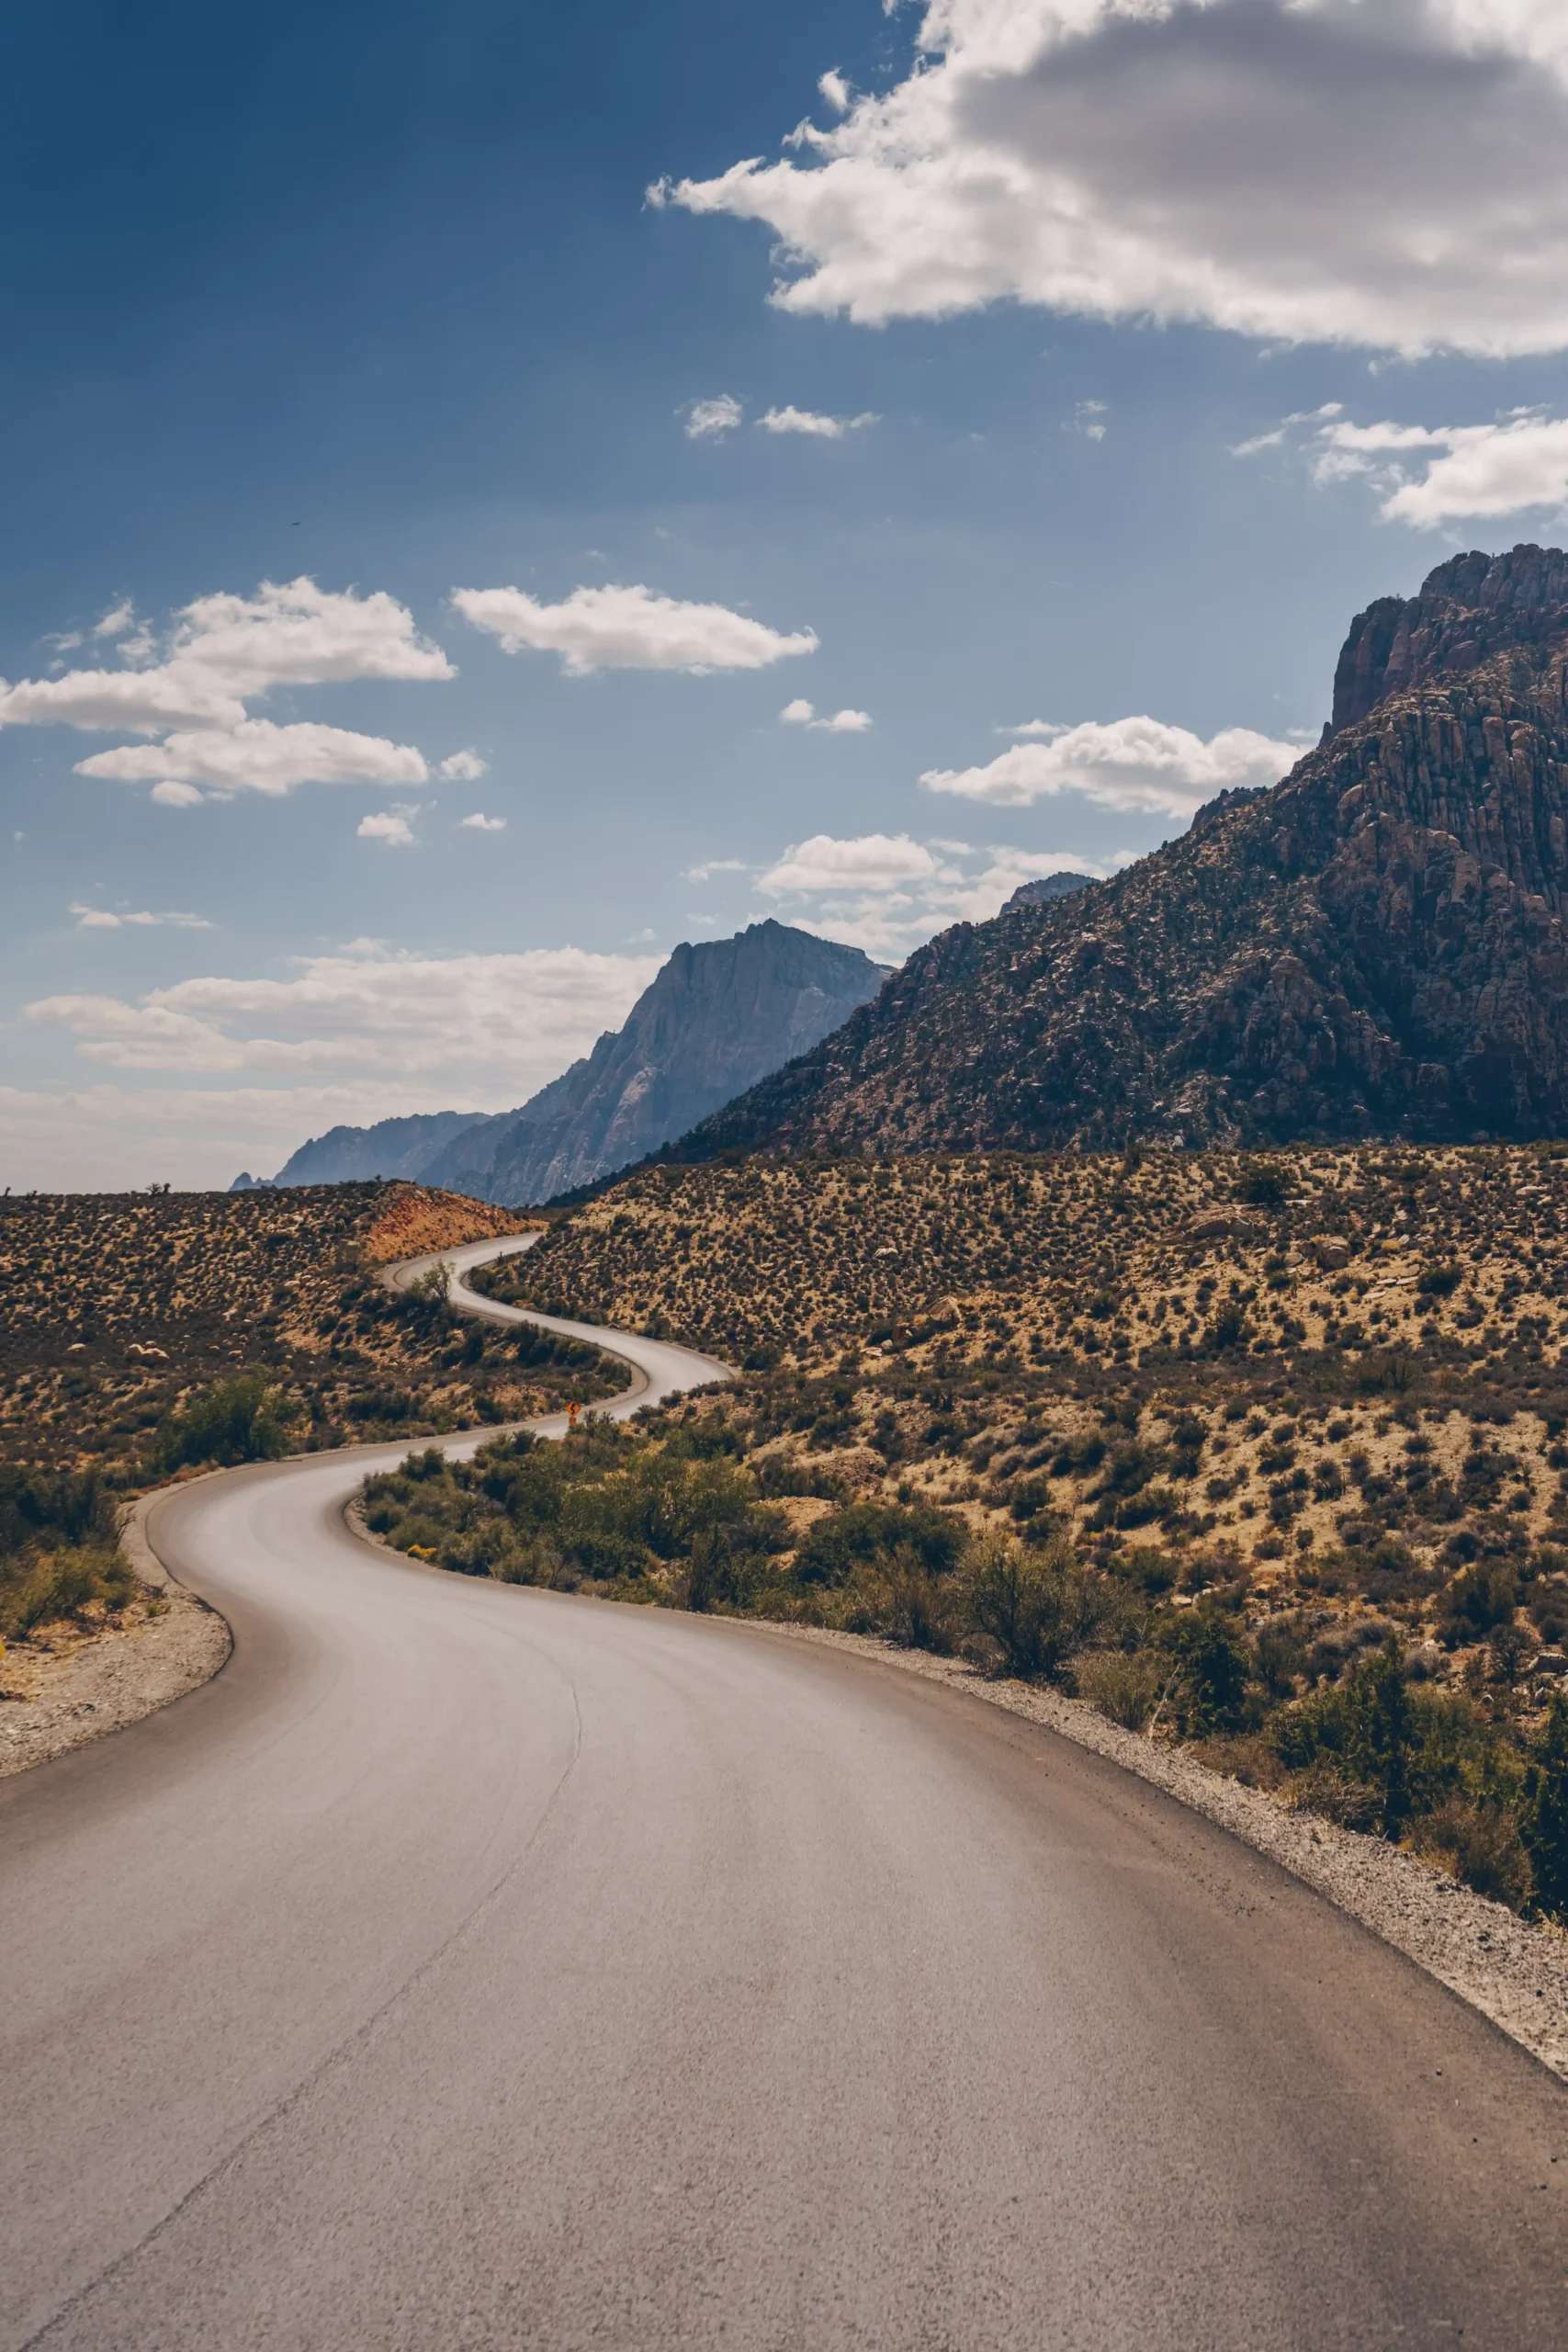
[1521,1693,1568,1922]
[965,1536,1100,1680]
[161,1375,299,1470]
[1160,1606,1252,1735]
[792,1500,964,1589]
[0,1546,138,1639]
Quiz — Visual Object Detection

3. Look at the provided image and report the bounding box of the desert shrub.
[1288,1764,1387,1833]
[850,1546,967,1654]
[1438,1562,1517,1645]
[792,1500,964,1589]
[1409,1798,1532,1907]
[1159,1606,1251,1735]
[0,1464,118,1555]
[1272,1645,1495,1838]
[1235,1161,1291,1206]
[161,1375,299,1470]
[1520,1693,1568,1922]
[964,1535,1101,1679]
[1076,1648,1166,1729]
[1254,1616,1311,1698]
[0,1546,138,1638]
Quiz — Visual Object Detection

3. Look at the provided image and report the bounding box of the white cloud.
[684,857,747,882]
[922,717,1296,817]
[0,577,453,738]
[683,393,744,438]
[25,946,661,1097]
[778,697,872,730]
[75,718,428,797]
[751,831,1111,954]
[1073,401,1108,442]
[453,581,818,675]
[761,832,940,894]
[94,599,136,639]
[818,69,852,115]
[1251,407,1568,526]
[755,405,878,438]
[358,809,417,847]
[70,903,210,930]
[654,0,1568,357]
[150,780,204,808]
[459,812,507,831]
[438,747,488,780]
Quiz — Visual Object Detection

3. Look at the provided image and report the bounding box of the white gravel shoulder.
[756,1622,1568,2083]
[0,1490,231,1780]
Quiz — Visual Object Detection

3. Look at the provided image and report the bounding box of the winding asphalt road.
[3,1240,1566,2349]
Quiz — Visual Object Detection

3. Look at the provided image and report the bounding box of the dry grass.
[491,1144,1568,1724]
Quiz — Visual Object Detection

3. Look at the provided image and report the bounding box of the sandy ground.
[0,1588,230,1779]
[0,1488,231,1780]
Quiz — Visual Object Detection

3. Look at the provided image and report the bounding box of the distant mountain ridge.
[236,1111,491,1191]
[420,922,888,1203]
[236,921,887,1204]
[654,547,1568,1157]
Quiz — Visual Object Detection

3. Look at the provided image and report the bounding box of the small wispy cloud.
[756,405,877,439]
[459,812,506,831]
[439,748,488,780]
[71,902,211,930]
[682,394,743,440]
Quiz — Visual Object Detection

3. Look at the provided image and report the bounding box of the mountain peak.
[1329,541,1568,736]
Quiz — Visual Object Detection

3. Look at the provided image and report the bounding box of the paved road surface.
[3,1244,1565,2349]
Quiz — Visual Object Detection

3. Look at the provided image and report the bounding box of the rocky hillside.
[0,1183,623,1474]
[668,547,1568,1159]
[419,920,886,1204]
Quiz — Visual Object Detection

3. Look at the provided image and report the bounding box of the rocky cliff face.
[668,546,1568,1158]
[1328,544,1568,734]
[418,922,887,1203]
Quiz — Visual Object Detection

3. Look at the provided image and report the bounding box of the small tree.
[1164,1607,1251,1734]
[1521,1692,1568,1923]
[1345,1639,1414,1838]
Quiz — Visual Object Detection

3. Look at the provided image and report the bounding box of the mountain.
[1006,872,1096,910]
[662,546,1568,1158]
[419,921,888,1203]
[239,1111,491,1191]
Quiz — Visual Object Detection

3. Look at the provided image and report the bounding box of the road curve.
[381,1229,736,1421]
[2,1249,1565,2350]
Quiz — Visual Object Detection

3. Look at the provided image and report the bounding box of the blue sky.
[4,0,1567,1187]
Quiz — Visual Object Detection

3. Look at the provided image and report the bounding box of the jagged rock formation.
[1006,872,1096,909]
[1329,544,1568,736]
[248,1111,491,1190]
[412,922,887,1203]
[665,547,1568,1157]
